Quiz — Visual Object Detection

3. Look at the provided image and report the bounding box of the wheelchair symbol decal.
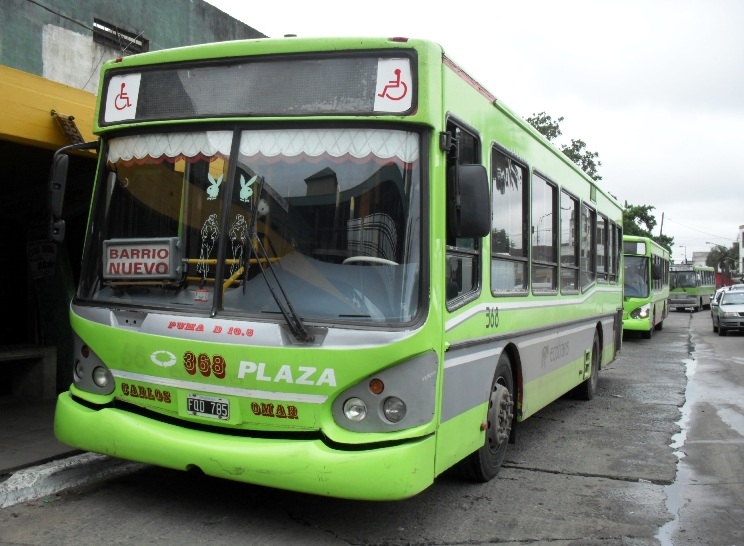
[374,60,412,113]
[377,69,408,101]
[114,82,132,110]
[105,73,141,123]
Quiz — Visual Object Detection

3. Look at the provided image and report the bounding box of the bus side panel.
[512,319,598,418]
[435,344,502,475]
[435,312,615,476]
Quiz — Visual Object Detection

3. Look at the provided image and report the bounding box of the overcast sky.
[205,0,744,264]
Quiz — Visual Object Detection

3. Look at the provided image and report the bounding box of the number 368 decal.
[485,306,499,329]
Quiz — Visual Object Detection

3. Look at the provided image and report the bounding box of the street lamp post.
[678,245,687,264]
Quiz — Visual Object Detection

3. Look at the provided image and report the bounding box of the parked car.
[710,284,744,321]
[711,288,744,335]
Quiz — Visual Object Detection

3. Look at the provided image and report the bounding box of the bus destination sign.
[103,237,181,280]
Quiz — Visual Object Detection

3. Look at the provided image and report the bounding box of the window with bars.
[93,18,148,55]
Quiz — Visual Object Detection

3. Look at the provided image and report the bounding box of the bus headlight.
[71,335,116,395]
[92,366,110,388]
[383,397,406,423]
[630,304,650,320]
[332,352,437,433]
[343,397,368,421]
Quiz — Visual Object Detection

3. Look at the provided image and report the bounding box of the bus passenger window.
[445,122,482,306]
[490,147,528,294]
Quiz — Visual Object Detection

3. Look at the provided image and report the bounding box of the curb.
[0,453,147,509]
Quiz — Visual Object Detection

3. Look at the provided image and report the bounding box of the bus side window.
[444,122,482,306]
[491,146,528,294]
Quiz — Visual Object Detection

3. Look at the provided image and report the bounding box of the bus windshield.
[624,255,649,298]
[671,270,697,289]
[79,127,422,325]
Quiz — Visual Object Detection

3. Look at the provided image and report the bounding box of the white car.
[712,286,744,335]
[710,284,744,321]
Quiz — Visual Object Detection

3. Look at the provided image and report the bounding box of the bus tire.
[654,320,663,331]
[458,352,514,482]
[642,325,653,339]
[575,331,600,400]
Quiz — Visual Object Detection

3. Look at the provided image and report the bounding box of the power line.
[665,217,732,241]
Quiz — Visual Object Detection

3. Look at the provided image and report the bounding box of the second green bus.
[623,236,670,338]
[669,263,716,311]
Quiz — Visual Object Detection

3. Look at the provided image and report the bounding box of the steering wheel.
[342,256,398,266]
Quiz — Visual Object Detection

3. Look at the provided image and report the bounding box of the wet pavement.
[658,310,744,545]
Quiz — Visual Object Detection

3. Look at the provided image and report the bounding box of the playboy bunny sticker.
[240,174,257,203]
[206,173,223,200]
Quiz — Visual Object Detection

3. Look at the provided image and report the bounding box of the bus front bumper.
[669,295,700,309]
[622,317,651,332]
[54,392,436,501]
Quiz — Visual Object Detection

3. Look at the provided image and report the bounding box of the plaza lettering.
[237,361,336,386]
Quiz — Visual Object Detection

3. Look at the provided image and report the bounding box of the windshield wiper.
[245,177,314,343]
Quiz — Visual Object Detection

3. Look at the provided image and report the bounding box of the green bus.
[669,263,716,311]
[622,235,670,338]
[49,36,624,500]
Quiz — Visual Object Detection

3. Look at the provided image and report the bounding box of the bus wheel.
[575,331,600,400]
[458,353,514,482]
[642,325,653,339]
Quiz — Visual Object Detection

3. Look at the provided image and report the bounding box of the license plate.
[187,393,229,420]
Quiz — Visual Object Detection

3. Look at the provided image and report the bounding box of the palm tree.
[706,243,740,283]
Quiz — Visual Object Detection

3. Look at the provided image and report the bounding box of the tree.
[622,202,657,235]
[623,202,674,253]
[526,112,602,181]
[706,243,739,279]
[525,112,563,141]
[526,112,674,252]
[560,139,602,182]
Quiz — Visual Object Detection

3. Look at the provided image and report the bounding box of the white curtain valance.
[107,129,419,164]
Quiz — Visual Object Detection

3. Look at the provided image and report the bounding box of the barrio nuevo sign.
[103,237,181,280]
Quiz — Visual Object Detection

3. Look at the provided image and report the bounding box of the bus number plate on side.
[187,393,229,420]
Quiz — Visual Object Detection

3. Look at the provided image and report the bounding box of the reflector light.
[369,378,384,394]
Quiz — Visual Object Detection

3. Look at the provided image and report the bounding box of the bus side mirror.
[447,164,490,238]
[48,153,69,243]
[48,141,98,243]
[652,264,663,280]
[49,153,69,219]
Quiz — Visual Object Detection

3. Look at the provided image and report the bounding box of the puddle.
[656,344,697,546]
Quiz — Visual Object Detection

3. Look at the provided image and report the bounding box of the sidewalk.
[0,395,145,509]
[0,396,77,476]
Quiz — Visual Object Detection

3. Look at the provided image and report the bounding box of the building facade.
[0,0,263,393]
